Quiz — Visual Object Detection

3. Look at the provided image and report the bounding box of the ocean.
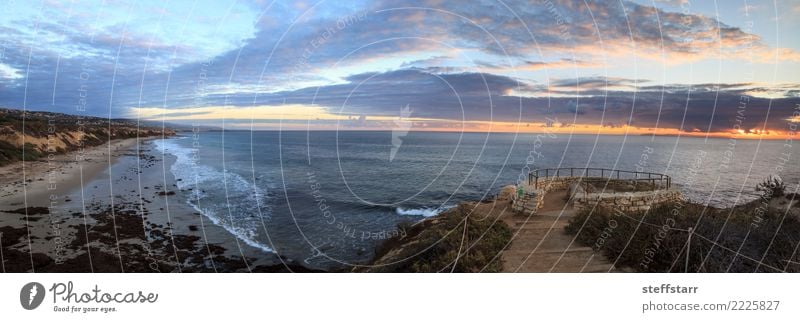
[154,131,798,270]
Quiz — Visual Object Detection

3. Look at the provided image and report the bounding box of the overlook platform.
[501,168,680,272]
[513,168,681,215]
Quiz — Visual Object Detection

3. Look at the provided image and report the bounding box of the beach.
[0,137,312,272]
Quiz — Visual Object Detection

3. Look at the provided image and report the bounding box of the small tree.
[756,175,785,199]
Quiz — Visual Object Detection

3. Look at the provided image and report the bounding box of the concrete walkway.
[501,189,617,272]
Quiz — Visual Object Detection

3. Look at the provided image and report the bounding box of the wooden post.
[0,231,4,273]
[685,227,692,273]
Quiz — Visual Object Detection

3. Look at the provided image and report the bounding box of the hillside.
[0,108,174,166]
[362,181,800,273]
[356,188,516,273]
[565,192,800,273]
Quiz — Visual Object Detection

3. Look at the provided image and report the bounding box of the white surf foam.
[153,138,275,254]
[395,205,454,217]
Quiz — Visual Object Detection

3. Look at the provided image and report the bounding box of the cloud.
[0,0,797,138]
[654,0,689,7]
[168,68,797,135]
[240,68,533,121]
[518,58,602,71]
[0,63,22,81]
[548,76,647,92]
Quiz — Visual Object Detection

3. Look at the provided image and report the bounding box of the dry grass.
[565,198,800,272]
[361,204,512,272]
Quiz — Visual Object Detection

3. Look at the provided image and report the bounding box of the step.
[506,235,587,252]
[512,207,538,215]
[503,246,594,255]
[511,220,570,230]
[535,209,576,217]
[549,263,615,273]
[513,204,538,211]
[511,205,534,213]
[580,264,617,273]
[502,251,607,272]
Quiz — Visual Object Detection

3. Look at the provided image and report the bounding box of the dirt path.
[501,189,617,272]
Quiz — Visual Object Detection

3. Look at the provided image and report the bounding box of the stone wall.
[513,176,682,214]
[513,177,582,213]
[571,183,683,212]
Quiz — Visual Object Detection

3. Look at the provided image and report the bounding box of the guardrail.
[528,167,671,190]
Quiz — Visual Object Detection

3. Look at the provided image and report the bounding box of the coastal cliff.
[355,187,517,273]
[362,179,800,273]
[0,108,174,166]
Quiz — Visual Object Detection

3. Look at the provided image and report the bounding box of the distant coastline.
[0,108,316,272]
[0,107,176,166]
[150,127,790,140]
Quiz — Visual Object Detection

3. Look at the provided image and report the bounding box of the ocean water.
[154,131,799,270]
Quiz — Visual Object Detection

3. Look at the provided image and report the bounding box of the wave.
[185,203,274,254]
[395,205,455,217]
[153,138,275,254]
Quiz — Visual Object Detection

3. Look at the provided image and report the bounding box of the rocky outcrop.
[357,188,516,272]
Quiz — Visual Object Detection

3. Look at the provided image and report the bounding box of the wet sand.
[0,137,319,272]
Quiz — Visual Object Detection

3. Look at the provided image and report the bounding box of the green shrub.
[368,206,512,272]
[565,200,800,272]
[756,175,785,199]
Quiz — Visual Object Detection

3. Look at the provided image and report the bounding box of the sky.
[1,0,799,138]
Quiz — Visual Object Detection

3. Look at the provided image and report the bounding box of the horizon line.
[175,128,790,140]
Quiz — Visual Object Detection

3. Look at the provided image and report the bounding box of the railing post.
[523,168,669,190]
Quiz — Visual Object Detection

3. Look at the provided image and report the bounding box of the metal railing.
[528,167,671,190]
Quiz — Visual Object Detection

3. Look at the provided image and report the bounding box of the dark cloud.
[0,0,797,136]
[196,68,797,134]
[244,69,530,121]
[550,76,647,90]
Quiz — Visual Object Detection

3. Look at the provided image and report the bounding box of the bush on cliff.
[365,205,512,272]
[565,199,800,272]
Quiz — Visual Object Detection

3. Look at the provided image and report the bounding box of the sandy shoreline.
[0,136,317,272]
[0,138,140,207]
